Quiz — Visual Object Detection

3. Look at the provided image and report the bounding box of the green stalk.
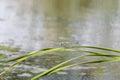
[68,46,120,53]
[31,55,86,80]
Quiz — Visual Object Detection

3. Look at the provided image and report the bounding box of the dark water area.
[0,0,120,80]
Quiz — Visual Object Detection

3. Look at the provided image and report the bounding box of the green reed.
[1,45,120,80]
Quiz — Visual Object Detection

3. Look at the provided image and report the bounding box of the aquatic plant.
[1,45,120,80]
[0,45,19,52]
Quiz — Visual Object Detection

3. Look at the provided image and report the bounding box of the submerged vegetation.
[0,45,20,52]
[0,45,120,80]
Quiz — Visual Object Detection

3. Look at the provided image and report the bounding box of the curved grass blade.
[65,49,120,58]
[87,52,120,57]
[1,48,111,77]
[1,48,54,63]
[2,45,120,79]
[2,45,120,63]
[83,60,112,64]
[0,48,74,75]
[32,59,113,78]
[1,48,109,63]
[31,50,120,80]
[1,48,68,63]
[3,46,120,63]
[49,59,114,74]
[49,63,80,74]
[30,55,86,80]
[68,46,120,53]
[0,51,40,63]
[0,56,27,76]
[50,52,120,74]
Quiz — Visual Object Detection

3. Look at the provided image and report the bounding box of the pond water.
[0,0,120,80]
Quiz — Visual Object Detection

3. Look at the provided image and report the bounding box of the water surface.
[0,0,120,80]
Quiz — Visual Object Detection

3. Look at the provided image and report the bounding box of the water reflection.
[0,0,120,80]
